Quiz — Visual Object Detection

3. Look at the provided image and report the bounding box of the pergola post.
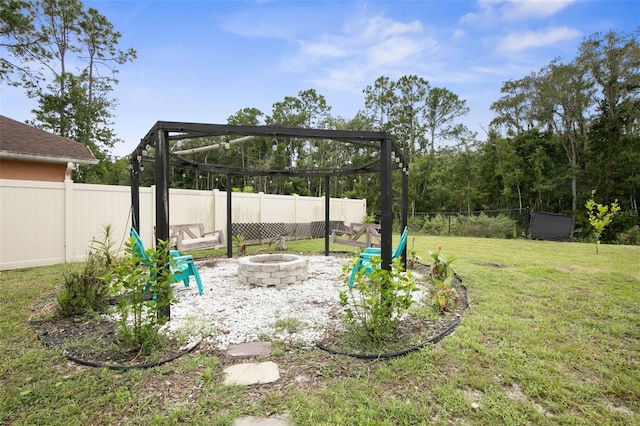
[226,174,233,258]
[401,166,409,265]
[155,129,171,319]
[324,175,330,256]
[130,151,140,233]
[380,137,393,271]
[155,130,170,241]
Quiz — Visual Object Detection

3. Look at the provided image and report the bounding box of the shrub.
[57,254,110,317]
[103,238,177,354]
[421,214,451,236]
[57,224,116,317]
[340,257,417,342]
[420,213,516,238]
[616,225,640,246]
[465,214,516,239]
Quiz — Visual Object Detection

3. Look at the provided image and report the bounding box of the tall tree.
[423,87,471,155]
[363,76,397,131]
[389,75,429,162]
[2,0,136,176]
[535,60,595,212]
[490,74,538,134]
[0,0,36,82]
[577,29,640,202]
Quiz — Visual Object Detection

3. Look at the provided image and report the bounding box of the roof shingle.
[0,115,98,164]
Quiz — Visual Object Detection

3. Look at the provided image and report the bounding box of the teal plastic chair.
[130,227,204,295]
[348,226,408,288]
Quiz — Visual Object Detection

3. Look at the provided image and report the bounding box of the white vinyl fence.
[0,179,366,270]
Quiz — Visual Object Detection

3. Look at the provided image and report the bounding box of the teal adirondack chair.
[348,226,408,288]
[130,227,204,295]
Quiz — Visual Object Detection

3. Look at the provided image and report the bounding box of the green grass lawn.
[1,236,638,425]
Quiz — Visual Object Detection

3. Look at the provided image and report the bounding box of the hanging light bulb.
[224,138,230,149]
[272,137,278,151]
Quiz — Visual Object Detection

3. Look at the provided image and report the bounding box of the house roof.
[0,115,98,164]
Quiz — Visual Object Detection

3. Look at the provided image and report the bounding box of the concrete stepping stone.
[223,361,280,386]
[227,342,272,358]
[232,415,291,426]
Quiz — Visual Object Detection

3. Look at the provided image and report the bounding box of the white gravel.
[163,255,354,350]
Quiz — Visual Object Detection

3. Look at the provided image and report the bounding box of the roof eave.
[0,151,99,165]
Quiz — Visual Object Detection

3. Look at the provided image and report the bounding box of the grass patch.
[1,236,639,424]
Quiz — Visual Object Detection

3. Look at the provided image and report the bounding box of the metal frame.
[130,121,409,272]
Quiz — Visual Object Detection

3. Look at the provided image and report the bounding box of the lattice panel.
[232,221,346,244]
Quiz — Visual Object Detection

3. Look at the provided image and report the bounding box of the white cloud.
[452,28,466,40]
[497,26,582,52]
[279,13,439,93]
[300,41,348,59]
[366,37,428,68]
[501,0,577,20]
[461,0,578,25]
[360,15,423,40]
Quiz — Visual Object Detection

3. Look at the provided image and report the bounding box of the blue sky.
[2,0,638,157]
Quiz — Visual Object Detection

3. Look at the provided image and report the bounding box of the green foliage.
[3,0,136,161]
[362,213,376,224]
[57,224,116,317]
[432,275,459,314]
[616,225,640,245]
[427,246,454,280]
[102,238,177,354]
[408,237,421,267]
[427,246,459,314]
[57,254,109,317]
[232,234,246,257]
[339,256,417,342]
[585,189,621,253]
[420,213,517,239]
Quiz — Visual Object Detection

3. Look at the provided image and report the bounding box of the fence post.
[259,191,265,224]
[64,177,74,263]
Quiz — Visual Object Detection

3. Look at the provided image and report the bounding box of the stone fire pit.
[237,254,309,288]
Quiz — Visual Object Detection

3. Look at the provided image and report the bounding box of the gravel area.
[163,255,356,349]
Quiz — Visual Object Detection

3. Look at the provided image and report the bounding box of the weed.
[273,317,305,333]
[232,234,246,257]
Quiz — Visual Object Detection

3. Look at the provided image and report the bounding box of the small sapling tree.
[585,190,620,254]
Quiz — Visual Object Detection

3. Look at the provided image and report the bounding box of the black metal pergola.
[130,121,409,272]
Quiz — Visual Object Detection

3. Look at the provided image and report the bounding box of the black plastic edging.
[64,340,200,370]
[317,284,468,360]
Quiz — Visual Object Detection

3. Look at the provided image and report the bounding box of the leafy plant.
[102,238,177,354]
[57,224,117,317]
[433,275,459,313]
[57,254,110,317]
[340,256,417,342]
[90,224,119,268]
[585,190,621,254]
[362,214,376,224]
[408,237,421,268]
[427,246,454,280]
[232,234,247,257]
